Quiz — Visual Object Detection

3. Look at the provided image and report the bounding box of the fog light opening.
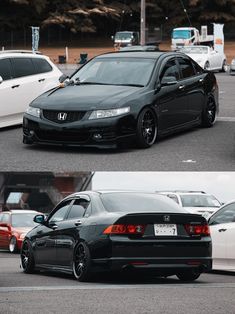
[93,133,103,140]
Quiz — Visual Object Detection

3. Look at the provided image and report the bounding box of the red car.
[0,210,39,253]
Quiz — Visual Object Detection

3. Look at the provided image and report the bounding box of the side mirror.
[59,74,68,83]
[161,76,178,86]
[34,214,46,225]
[0,76,3,84]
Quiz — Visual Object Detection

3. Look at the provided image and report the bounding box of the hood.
[31,84,142,111]
[11,227,33,234]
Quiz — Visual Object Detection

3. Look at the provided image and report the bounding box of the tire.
[201,96,216,127]
[136,108,157,148]
[176,269,201,282]
[9,236,18,253]
[204,61,210,70]
[20,239,35,273]
[73,242,91,282]
[221,60,227,72]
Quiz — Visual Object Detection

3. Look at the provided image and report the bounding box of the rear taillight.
[103,224,146,235]
[184,224,210,236]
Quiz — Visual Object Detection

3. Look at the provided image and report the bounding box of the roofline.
[0,50,42,55]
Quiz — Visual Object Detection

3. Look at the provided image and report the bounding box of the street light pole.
[140,0,146,45]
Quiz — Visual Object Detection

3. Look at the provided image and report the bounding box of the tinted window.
[49,200,71,222]
[178,58,195,78]
[0,58,12,80]
[160,59,180,81]
[191,60,203,75]
[101,193,186,213]
[32,58,52,74]
[210,203,235,225]
[12,58,36,78]
[67,198,90,219]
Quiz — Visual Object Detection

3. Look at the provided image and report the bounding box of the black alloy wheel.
[176,269,201,282]
[21,240,35,273]
[73,243,91,282]
[136,108,157,148]
[9,236,18,253]
[201,97,216,127]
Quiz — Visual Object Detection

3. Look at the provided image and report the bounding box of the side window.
[191,60,203,75]
[67,198,91,220]
[1,213,10,224]
[12,58,36,78]
[210,203,235,225]
[178,58,196,79]
[160,59,180,82]
[0,58,12,80]
[32,58,52,74]
[49,200,72,223]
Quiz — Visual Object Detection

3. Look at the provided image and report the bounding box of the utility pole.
[140,0,146,45]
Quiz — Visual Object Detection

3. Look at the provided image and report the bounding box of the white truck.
[171,24,224,52]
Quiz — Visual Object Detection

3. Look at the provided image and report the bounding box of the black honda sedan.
[21,191,212,282]
[23,51,218,149]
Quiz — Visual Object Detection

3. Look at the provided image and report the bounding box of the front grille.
[42,110,86,124]
[35,130,89,143]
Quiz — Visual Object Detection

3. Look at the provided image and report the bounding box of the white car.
[0,50,62,128]
[209,200,235,272]
[156,191,221,217]
[180,45,227,72]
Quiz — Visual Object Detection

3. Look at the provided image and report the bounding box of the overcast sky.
[92,172,235,203]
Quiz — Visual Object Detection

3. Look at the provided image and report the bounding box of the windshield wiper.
[74,79,112,86]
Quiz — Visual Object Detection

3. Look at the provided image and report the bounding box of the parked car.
[209,200,235,272]
[23,50,219,149]
[229,58,235,75]
[0,210,39,253]
[21,191,212,282]
[0,50,62,128]
[156,191,221,217]
[180,46,227,71]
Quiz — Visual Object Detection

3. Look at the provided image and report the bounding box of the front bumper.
[23,113,136,148]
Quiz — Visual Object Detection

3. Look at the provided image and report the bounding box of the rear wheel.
[136,108,157,148]
[9,236,18,253]
[73,242,91,282]
[201,96,216,127]
[176,269,201,282]
[21,239,35,273]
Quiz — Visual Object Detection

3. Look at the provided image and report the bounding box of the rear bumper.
[92,257,212,273]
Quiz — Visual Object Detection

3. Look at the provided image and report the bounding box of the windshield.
[101,193,186,213]
[115,32,133,41]
[12,213,37,228]
[181,47,209,54]
[180,195,221,208]
[173,30,191,39]
[72,58,156,86]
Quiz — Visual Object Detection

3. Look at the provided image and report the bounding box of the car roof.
[0,210,38,214]
[157,191,207,195]
[95,51,171,59]
[65,190,164,199]
[0,50,46,59]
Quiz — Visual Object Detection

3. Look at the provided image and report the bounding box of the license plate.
[154,224,177,236]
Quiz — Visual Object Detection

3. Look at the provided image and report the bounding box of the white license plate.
[154,224,177,236]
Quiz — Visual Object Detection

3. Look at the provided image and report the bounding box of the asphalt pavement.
[0,72,235,171]
[0,251,235,314]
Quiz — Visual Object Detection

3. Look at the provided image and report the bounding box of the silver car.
[229,58,235,75]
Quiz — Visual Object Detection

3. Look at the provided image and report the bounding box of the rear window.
[12,58,36,78]
[180,194,221,208]
[0,58,12,80]
[32,58,52,74]
[11,213,37,228]
[100,193,186,213]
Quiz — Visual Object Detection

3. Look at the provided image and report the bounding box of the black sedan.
[21,191,212,282]
[23,51,219,149]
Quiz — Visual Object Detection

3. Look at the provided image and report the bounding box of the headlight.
[89,107,130,120]
[231,59,235,65]
[26,107,41,118]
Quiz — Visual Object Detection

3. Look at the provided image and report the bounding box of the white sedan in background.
[209,200,235,272]
[181,46,227,72]
[0,51,62,128]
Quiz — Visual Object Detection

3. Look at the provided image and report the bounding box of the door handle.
[75,220,82,226]
[178,85,185,90]
[218,228,227,232]
[198,78,204,83]
[11,84,20,88]
[38,78,45,82]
